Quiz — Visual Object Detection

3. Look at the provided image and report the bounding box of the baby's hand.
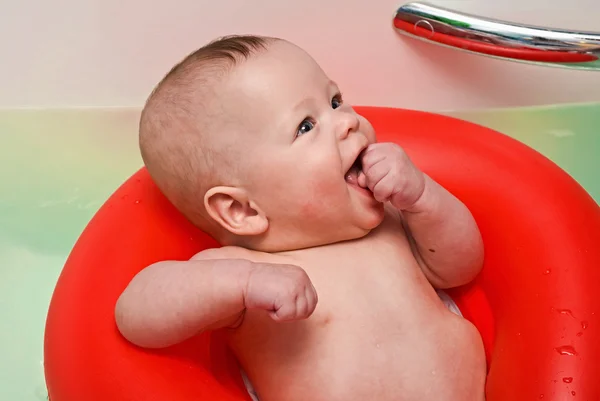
[358,142,426,210]
[244,263,318,322]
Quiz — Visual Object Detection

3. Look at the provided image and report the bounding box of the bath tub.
[1,104,598,400]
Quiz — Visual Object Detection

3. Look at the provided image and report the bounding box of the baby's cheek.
[298,178,341,219]
[298,200,321,220]
[358,115,377,142]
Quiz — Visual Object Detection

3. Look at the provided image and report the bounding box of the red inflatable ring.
[44,107,600,401]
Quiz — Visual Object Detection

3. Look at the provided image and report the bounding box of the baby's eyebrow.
[291,80,340,112]
[292,97,315,113]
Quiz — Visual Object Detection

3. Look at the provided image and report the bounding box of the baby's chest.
[301,224,417,280]
[299,239,430,316]
[234,240,439,369]
[230,233,444,372]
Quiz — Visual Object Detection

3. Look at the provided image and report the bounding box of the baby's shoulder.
[190,245,270,263]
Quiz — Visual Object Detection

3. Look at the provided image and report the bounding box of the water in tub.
[0,104,598,400]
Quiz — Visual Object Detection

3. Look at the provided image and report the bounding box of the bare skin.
[116,39,486,401]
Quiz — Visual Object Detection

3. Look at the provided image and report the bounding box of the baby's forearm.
[403,175,484,288]
[115,258,252,348]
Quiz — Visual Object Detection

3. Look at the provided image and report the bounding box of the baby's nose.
[336,112,360,139]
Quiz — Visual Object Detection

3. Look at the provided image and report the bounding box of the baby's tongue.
[345,166,360,185]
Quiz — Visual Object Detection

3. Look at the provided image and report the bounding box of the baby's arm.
[115,258,317,348]
[359,142,483,289]
[402,174,484,289]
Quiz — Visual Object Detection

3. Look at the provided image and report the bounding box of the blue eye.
[331,94,343,109]
[297,119,314,137]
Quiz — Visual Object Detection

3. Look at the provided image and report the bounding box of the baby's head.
[140,35,384,252]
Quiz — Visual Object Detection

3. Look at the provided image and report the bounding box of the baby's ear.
[204,186,268,236]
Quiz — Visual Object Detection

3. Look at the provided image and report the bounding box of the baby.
[115,35,487,401]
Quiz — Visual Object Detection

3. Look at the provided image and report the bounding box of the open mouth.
[345,153,363,186]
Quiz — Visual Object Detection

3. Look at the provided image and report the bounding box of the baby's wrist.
[201,258,255,306]
[400,173,432,214]
[226,259,255,296]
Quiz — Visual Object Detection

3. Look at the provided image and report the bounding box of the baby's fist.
[244,263,318,322]
[358,143,425,210]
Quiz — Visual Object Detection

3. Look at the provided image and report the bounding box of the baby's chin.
[337,228,375,245]
[306,222,383,248]
[357,202,386,231]
[234,208,386,253]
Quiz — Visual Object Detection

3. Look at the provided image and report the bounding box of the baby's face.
[217,41,385,250]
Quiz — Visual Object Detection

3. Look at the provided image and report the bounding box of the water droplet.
[581,321,588,330]
[134,200,141,204]
[555,345,578,356]
[544,269,552,275]
[576,331,584,337]
[563,377,573,383]
[572,390,576,396]
[539,395,544,399]
[556,309,575,318]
